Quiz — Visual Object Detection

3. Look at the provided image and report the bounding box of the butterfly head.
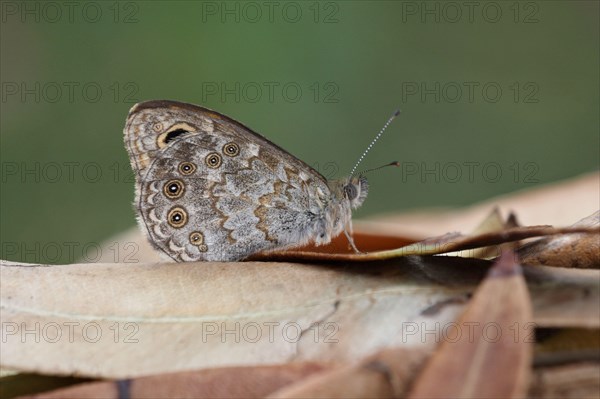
[342,175,369,209]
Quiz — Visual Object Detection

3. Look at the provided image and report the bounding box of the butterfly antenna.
[350,109,401,176]
[357,161,400,177]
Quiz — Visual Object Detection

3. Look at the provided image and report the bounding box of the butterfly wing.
[124,100,331,261]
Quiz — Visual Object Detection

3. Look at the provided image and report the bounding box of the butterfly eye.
[205,153,222,168]
[344,184,358,201]
[167,207,188,228]
[223,142,240,157]
[178,162,197,175]
[163,179,185,199]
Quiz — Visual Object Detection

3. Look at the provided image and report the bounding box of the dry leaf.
[255,224,598,263]
[0,373,91,399]
[524,266,600,328]
[408,250,533,398]
[528,362,600,399]
[18,363,329,399]
[14,351,599,399]
[1,257,597,379]
[0,257,466,378]
[448,207,507,259]
[534,328,600,367]
[267,347,430,398]
[519,211,600,268]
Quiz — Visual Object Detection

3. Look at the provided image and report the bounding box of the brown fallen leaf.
[15,351,600,399]
[408,250,533,399]
[446,208,523,259]
[2,257,597,379]
[254,224,599,263]
[267,347,430,398]
[534,327,600,367]
[0,373,92,399]
[519,211,600,268]
[523,266,600,328]
[449,207,508,259]
[528,362,600,399]
[18,349,429,399]
[4,280,598,398]
[0,257,470,378]
[17,363,330,399]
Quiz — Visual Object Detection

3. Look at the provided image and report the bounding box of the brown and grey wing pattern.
[124,100,330,261]
[124,100,323,179]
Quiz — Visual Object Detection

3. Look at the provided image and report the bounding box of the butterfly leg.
[344,228,362,254]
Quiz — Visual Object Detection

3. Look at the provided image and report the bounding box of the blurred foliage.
[1,1,598,263]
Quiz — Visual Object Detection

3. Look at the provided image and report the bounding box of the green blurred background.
[1,1,598,263]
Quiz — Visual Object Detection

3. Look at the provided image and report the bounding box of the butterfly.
[124,100,397,262]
